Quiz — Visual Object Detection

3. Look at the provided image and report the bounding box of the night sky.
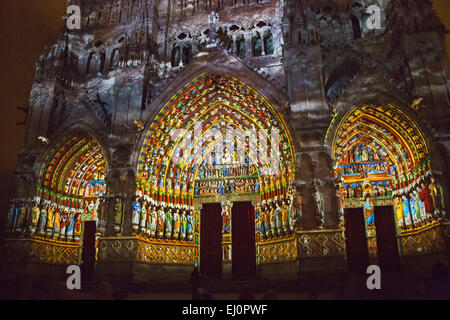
[0,1,449,217]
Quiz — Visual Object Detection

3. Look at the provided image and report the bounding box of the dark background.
[0,1,449,222]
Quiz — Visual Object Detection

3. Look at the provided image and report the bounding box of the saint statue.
[157,206,165,238]
[38,203,48,235]
[313,186,325,228]
[113,197,124,235]
[98,197,108,234]
[403,195,413,229]
[6,200,17,233]
[336,186,344,226]
[140,200,148,234]
[429,177,445,217]
[409,194,417,225]
[46,204,55,237]
[30,200,41,234]
[419,183,433,219]
[364,196,375,227]
[281,200,289,234]
[53,206,61,239]
[132,198,142,231]
[150,206,157,237]
[15,201,28,234]
[165,208,173,238]
[221,202,231,234]
[173,209,181,239]
[186,210,194,241]
[66,209,75,241]
[180,210,187,240]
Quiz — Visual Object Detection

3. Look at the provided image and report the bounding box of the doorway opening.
[374,206,400,273]
[344,207,369,273]
[200,203,222,279]
[231,201,256,279]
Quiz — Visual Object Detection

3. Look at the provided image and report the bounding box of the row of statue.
[257,182,325,238]
[6,199,85,242]
[341,145,385,164]
[340,163,391,177]
[393,176,446,229]
[339,181,394,199]
[198,163,253,179]
[130,198,195,241]
[195,177,259,195]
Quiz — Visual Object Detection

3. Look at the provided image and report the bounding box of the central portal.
[231,201,256,279]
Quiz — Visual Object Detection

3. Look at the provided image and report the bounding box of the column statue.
[97,197,108,234]
[429,177,445,218]
[312,182,325,228]
[113,196,124,235]
[132,197,141,232]
[150,205,157,237]
[46,203,55,237]
[6,199,17,233]
[180,209,187,240]
[157,205,165,238]
[38,202,48,235]
[165,208,173,239]
[186,210,194,241]
[173,208,181,239]
[140,200,148,234]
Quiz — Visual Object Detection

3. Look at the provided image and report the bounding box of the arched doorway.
[20,133,109,263]
[327,104,442,273]
[135,73,296,279]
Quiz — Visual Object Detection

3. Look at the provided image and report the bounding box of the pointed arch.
[36,132,109,225]
[136,73,296,206]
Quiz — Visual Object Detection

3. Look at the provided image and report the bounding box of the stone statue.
[66,209,75,241]
[113,197,124,235]
[221,202,231,234]
[52,206,61,239]
[140,200,148,234]
[30,200,41,234]
[429,177,445,218]
[157,206,165,238]
[180,210,187,240]
[312,184,325,228]
[165,208,173,238]
[98,197,108,234]
[150,206,158,237]
[186,210,194,241]
[38,202,48,235]
[173,209,180,239]
[6,199,17,233]
[15,200,28,234]
[336,184,344,226]
[132,197,141,232]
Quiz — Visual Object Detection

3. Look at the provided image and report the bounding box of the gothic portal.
[2,0,450,283]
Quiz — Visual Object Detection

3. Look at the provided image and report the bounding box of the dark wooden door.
[344,207,369,274]
[232,201,256,279]
[200,203,223,278]
[374,206,400,273]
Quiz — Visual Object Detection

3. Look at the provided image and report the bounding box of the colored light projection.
[331,104,431,236]
[36,134,107,241]
[332,104,429,202]
[136,73,295,206]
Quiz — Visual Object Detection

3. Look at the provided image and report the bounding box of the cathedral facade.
[2,0,450,283]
